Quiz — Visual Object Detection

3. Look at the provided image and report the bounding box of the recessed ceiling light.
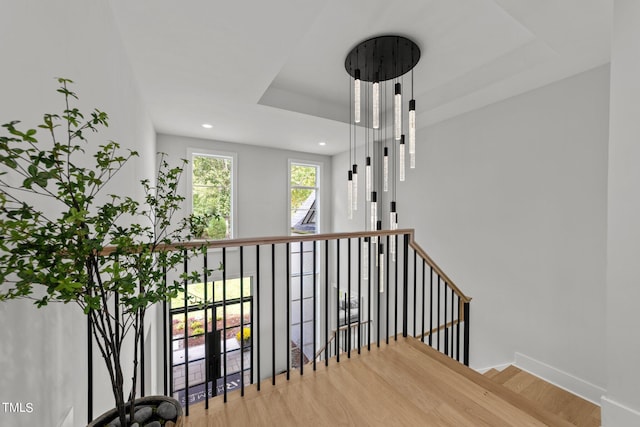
[319,141,326,146]
[201,123,213,129]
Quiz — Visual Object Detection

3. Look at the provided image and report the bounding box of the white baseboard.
[515,352,606,406]
[601,396,640,427]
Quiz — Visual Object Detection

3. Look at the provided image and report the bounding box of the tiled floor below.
[173,340,251,392]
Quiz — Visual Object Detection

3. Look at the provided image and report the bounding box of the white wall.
[333,65,609,396]
[603,1,640,424]
[157,134,332,238]
[0,2,154,426]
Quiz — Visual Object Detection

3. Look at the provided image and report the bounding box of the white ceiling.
[109,0,611,156]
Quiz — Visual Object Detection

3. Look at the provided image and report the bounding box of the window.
[289,162,320,235]
[289,161,321,368]
[189,150,236,240]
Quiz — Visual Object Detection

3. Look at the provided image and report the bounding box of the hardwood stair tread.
[485,365,601,427]
[182,338,577,427]
[483,368,500,379]
[401,338,575,426]
[492,365,523,385]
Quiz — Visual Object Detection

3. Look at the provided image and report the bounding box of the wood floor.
[180,338,593,426]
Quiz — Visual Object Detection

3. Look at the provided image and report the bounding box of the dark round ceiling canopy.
[345,35,421,83]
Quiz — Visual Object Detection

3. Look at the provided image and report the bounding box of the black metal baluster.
[286,242,291,380]
[347,238,352,358]
[394,234,398,340]
[87,314,93,424]
[357,237,362,353]
[183,250,189,414]
[429,267,433,347]
[140,315,145,398]
[251,245,262,391]
[336,239,340,361]
[324,240,329,366]
[163,265,168,397]
[402,234,409,338]
[166,264,173,399]
[437,275,441,352]
[412,250,417,338]
[140,260,146,398]
[272,244,276,385]
[222,247,227,402]
[367,238,371,351]
[463,302,470,366]
[299,241,304,373]
[377,243,382,347]
[250,298,254,386]
[421,260,426,343]
[385,235,390,345]
[313,241,317,371]
[204,252,209,408]
[115,256,120,347]
[393,234,400,341]
[444,282,448,356]
[240,246,245,395]
[450,287,455,358]
[256,245,261,390]
[456,295,461,362]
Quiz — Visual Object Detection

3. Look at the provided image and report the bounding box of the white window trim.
[187,147,238,240]
[288,159,322,235]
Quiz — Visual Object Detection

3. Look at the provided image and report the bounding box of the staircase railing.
[88,229,471,418]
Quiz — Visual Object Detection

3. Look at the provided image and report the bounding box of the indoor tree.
[0,78,208,426]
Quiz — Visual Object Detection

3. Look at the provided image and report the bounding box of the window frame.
[187,147,238,240]
[288,159,321,236]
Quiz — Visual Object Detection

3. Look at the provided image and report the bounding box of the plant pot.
[87,395,183,427]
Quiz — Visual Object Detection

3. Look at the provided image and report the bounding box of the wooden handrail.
[337,319,371,333]
[415,319,461,340]
[408,239,472,303]
[99,229,416,254]
[312,332,336,363]
[310,320,372,364]
[99,228,471,302]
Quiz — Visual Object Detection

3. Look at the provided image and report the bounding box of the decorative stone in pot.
[87,395,182,427]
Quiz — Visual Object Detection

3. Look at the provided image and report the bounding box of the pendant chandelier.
[345,35,420,262]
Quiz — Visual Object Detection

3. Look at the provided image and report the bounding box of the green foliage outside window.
[290,164,317,211]
[192,155,232,239]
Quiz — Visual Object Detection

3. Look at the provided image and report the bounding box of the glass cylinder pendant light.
[390,201,397,230]
[352,164,358,211]
[374,220,381,266]
[347,170,353,220]
[354,69,361,124]
[394,83,402,141]
[372,80,380,129]
[390,201,397,262]
[399,135,406,181]
[371,191,378,248]
[365,157,372,201]
[370,191,377,235]
[363,237,369,281]
[383,147,389,192]
[409,99,416,169]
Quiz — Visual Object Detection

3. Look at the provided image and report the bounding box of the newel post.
[463,302,470,366]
